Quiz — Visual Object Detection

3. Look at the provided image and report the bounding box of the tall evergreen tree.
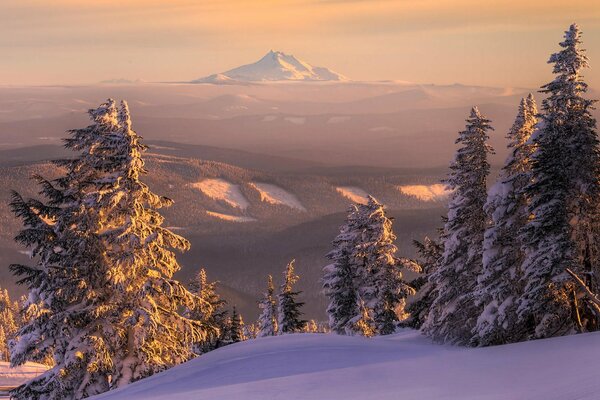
[404,237,443,329]
[323,205,361,335]
[0,288,19,362]
[423,107,494,345]
[187,268,227,354]
[355,197,417,335]
[257,275,278,337]
[230,307,246,343]
[10,100,124,399]
[277,260,306,334]
[9,100,208,399]
[518,24,600,338]
[474,95,538,346]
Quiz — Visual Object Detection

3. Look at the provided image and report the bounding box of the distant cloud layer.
[0,0,598,86]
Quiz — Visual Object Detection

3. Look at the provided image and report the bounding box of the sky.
[1,0,599,88]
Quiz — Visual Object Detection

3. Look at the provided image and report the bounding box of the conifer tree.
[187,268,227,354]
[423,107,494,345]
[257,275,278,337]
[474,95,538,346]
[277,260,306,334]
[404,237,443,329]
[323,205,361,335]
[9,100,209,399]
[518,24,600,338]
[0,288,18,362]
[356,197,417,335]
[230,307,246,343]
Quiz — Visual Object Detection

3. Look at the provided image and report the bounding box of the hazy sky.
[1,0,599,88]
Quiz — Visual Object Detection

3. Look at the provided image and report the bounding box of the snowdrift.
[0,361,48,389]
[92,330,600,400]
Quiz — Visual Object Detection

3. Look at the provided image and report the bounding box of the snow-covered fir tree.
[355,197,417,335]
[230,307,246,343]
[474,95,538,346]
[277,260,307,334]
[517,24,600,338]
[257,275,278,337]
[323,205,361,335]
[9,99,209,400]
[187,268,227,354]
[404,237,443,329]
[423,107,494,345]
[0,288,19,362]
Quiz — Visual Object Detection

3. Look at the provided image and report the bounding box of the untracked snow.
[91,330,600,400]
[336,186,370,205]
[398,184,451,202]
[249,182,306,211]
[190,179,250,209]
[0,362,48,388]
[205,211,256,223]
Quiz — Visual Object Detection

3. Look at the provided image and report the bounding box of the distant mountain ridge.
[193,50,347,83]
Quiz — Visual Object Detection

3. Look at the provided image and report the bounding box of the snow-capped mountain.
[193,50,348,83]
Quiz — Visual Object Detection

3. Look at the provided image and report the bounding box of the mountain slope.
[91,330,600,400]
[194,51,347,83]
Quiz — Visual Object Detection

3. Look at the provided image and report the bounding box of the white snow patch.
[0,361,48,388]
[398,184,452,202]
[336,186,370,205]
[369,126,395,132]
[190,179,250,210]
[262,115,278,122]
[284,117,306,125]
[249,182,306,211]
[206,211,256,223]
[91,331,600,400]
[327,116,351,124]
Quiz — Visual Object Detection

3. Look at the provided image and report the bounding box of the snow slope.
[249,182,306,211]
[0,362,48,388]
[336,186,370,205]
[205,211,256,223]
[194,50,347,83]
[189,179,250,209]
[398,184,451,202]
[91,330,600,400]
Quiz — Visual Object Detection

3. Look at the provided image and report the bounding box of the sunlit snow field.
[91,330,600,400]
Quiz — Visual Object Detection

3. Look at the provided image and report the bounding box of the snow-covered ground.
[190,179,250,209]
[92,330,600,400]
[336,186,370,205]
[250,182,306,211]
[398,184,451,201]
[0,361,48,389]
[206,211,256,223]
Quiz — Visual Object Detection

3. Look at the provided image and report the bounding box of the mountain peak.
[193,51,348,83]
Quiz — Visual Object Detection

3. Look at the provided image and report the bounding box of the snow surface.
[0,361,48,388]
[249,182,306,211]
[336,186,370,205]
[91,330,600,400]
[205,211,256,223]
[398,184,452,202]
[284,116,306,125]
[194,50,347,83]
[190,179,250,209]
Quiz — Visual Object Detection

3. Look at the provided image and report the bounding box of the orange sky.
[1,0,599,88]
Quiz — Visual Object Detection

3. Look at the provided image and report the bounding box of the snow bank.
[190,179,250,209]
[398,184,451,202]
[0,361,48,388]
[206,211,256,223]
[284,117,306,125]
[336,186,369,205]
[91,330,600,400]
[249,183,306,211]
